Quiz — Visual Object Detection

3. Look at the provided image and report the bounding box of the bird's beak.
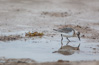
[77,34,80,41]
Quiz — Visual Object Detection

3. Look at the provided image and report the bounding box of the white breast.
[62,30,74,37]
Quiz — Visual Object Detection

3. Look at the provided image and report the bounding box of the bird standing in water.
[53,27,80,46]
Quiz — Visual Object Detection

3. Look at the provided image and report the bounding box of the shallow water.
[0,36,99,62]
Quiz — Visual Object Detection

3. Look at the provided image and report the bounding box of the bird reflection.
[53,44,80,55]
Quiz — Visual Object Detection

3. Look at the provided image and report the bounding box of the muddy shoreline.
[0,0,99,64]
[0,58,99,65]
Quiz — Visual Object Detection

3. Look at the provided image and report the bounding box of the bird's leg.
[66,37,70,45]
[61,34,63,48]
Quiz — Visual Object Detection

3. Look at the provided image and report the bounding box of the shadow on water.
[53,43,80,55]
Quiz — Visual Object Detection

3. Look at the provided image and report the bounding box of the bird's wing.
[58,28,74,33]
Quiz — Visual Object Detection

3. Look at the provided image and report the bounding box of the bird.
[53,27,80,46]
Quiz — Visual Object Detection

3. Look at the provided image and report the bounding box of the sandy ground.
[0,58,99,65]
[0,0,99,65]
[0,0,99,41]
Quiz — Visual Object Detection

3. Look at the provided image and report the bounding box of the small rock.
[76,25,81,28]
[92,37,96,39]
[57,60,64,62]
[81,35,85,37]
[93,48,96,50]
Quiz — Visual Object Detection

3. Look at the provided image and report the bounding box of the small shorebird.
[53,27,80,46]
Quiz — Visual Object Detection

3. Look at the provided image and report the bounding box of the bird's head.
[77,31,80,41]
